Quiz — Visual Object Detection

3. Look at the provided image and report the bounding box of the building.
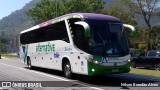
[12,36,19,48]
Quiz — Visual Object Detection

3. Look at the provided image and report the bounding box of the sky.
[0,0,32,19]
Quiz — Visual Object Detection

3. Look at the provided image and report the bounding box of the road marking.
[0,63,69,81]
[0,63,104,90]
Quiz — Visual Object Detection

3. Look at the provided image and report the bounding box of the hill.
[0,0,40,38]
[0,0,159,39]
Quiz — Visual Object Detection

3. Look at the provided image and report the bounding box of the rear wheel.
[27,57,32,69]
[155,63,160,71]
[63,62,72,79]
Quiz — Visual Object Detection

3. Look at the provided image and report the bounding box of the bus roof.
[53,13,120,21]
[20,13,120,34]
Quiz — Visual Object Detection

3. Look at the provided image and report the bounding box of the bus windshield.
[86,19,129,57]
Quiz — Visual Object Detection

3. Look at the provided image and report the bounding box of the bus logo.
[22,45,26,53]
[101,57,108,63]
[65,47,72,51]
[2,82,11,87]
[54,53,60,58]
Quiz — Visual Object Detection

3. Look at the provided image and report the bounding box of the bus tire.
[63,61,72,79]
[27,57,32,69]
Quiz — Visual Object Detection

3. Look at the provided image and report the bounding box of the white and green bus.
[20,13,136,78]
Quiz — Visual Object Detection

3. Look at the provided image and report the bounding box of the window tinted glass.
[20,21,69,44]
[86,19,129,57]
[44,21,69,42]
[68,18,88,52]
[148,51,157,57]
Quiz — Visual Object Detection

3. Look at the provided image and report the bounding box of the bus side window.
[20,34,25,44]
[73,25,86,50]
[44,21,69,43]
[20,32,33,44]
[21,21,70,44]
[68,18,87,52]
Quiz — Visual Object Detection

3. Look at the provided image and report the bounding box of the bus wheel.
[64,62,72,79]
[27,57,32,69]
[155,63,160,71]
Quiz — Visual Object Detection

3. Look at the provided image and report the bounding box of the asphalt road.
[0,57,160,90]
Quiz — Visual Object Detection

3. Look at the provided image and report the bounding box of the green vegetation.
[27,0,105,22]
[0,0,160,52]
[130,68,160,77]
[0,38,8,51]
[1,54,18,58]
[27,0,160,51]
[120,0,160,50]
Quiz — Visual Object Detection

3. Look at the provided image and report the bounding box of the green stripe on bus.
[87,61,131,76]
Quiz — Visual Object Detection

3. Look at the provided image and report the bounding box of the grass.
[130,68,160,77]
[1,54,18,58]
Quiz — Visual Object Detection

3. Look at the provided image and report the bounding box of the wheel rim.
[155,64,160,71]
[65,64,71,76]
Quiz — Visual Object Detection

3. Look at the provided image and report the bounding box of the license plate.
[112,69,119,72]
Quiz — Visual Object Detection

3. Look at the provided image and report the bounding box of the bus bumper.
[87,62,131,76]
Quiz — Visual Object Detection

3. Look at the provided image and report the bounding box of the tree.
[122,0,160,30]
[120,0,160,50]
[27,0,105,22]
[0,38,8,52]
[101,3,137,48]
[151,26,160,49]
[101,6,137,25]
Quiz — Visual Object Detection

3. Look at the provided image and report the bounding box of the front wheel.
[63,62,72,79]
[155,63,160,71]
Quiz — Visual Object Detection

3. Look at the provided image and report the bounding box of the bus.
[20,13,136,78]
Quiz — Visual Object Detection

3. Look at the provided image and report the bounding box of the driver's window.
[68,18,87,52]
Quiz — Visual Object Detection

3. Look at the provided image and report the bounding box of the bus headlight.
[128,59,131,62]
[92,68,95,72]
[93,60,100,64]
[84,54,101,64]
[84,54,93,62]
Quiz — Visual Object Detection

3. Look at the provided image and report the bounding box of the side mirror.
[75,21,90,37]
[123,24,136,38]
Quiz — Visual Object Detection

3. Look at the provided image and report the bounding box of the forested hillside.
[0,0,40,38]
[0,0,159,39]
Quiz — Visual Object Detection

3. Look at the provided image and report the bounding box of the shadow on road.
[25,66,160,87]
